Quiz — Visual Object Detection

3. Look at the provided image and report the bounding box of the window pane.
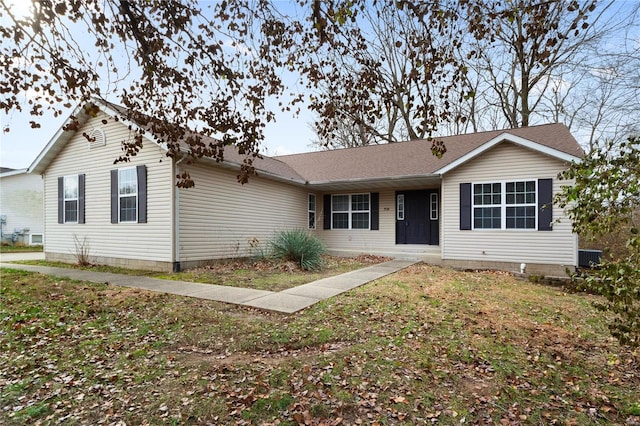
[474,183,501,206]
[351,194,369,211]
[332,212,348,229]
[64,176,78,198]
[506,180,535,206]
[474,207,501,229]
[119,168,137,195]
[352,212,369,229]
[120,195,137,222]
[308,212,315,229]
[308,194,315,211]
[64,200,78,222]
[332,195,349,212]
[506,206,535,229]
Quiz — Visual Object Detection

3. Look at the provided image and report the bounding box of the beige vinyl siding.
[177,162,308,261]
[441,142,577,266]
[315,189,442,256]
[43,113,173,263]
[317,190,395,251]
[0,173,44,244]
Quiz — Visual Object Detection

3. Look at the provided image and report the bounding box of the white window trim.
[63,175,79,224]
[397,194,405,220]
[308,193,316,230]
[430,193,438,221]
[331,193,371,230]
[471,180,538,231]
[118,167,138,223]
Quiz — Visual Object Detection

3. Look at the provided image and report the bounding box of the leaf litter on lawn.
[1,264,638,425]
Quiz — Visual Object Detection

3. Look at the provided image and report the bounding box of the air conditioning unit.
[578,249,602,268]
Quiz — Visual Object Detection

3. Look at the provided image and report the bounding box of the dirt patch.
[188,254,391,275]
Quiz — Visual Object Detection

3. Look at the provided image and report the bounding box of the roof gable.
[28,100,305,183]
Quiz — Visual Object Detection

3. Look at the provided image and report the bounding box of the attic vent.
[88,128,106,148]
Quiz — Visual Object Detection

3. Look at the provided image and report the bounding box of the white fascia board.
[434,133,582,175]
[27,103,87,174]
[0,168,28,178]
[28,99,171,175]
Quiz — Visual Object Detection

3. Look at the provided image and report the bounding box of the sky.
[0,0,317,170]
[0,96,316,170]
[1,1,638,170]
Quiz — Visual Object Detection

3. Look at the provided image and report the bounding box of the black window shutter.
[538,178,553,231]
[137,165,147,223]
[460,183,472,230]
[323,194,331,230]
[57,177,64,224]
[78,174,85,224]
[370,192,379,230]
[110,170,118,224]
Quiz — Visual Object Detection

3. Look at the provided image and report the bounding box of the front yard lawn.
[1,264,638,425]
[17,255,389,292]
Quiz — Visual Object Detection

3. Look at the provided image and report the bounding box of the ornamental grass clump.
[270,229,326,271]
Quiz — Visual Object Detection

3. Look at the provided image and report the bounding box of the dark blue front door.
[396,190,439,245]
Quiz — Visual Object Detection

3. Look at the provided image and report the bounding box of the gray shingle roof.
[275,123,583,183]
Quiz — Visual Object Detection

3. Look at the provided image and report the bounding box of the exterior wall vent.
[88,128,106,148]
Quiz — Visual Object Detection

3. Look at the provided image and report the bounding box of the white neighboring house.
[0,168,44,245]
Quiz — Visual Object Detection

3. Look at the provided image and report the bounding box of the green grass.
[0,244,43,253]
[1,264,638,425]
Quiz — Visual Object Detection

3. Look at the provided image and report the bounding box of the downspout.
[41,173,46,256]
[172,155,187,273]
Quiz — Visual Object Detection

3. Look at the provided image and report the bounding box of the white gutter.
[307,173,441,187]
[0,168,28,178]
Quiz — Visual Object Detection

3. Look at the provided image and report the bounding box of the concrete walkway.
[0,258,417,313]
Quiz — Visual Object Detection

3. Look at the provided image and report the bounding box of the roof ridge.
[274,122,568,159]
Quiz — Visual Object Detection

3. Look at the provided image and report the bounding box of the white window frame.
[331,193,370,230]
[308,193,316,230]
[118,167,138,223]
[63,175,79,223]
[471,180,537,231]
[430,193,438,220]
[397,194,405,220]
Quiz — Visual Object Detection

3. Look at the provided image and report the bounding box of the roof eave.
[27,103,90,175]
[433,133,583,175]
[191,153,307,186]
[306,173,441,191]
[0,168,28,178]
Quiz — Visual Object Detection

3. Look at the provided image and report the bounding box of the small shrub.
[270,229,325,271]
[73,235,91,266]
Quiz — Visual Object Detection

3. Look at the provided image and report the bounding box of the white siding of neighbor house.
[43,113,174,263]
[441,142,577,266]
[177,162,309,261]
[0,172,44,245]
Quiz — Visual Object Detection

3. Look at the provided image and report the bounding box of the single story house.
[0,168,44,245]
[28,100,583,275]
